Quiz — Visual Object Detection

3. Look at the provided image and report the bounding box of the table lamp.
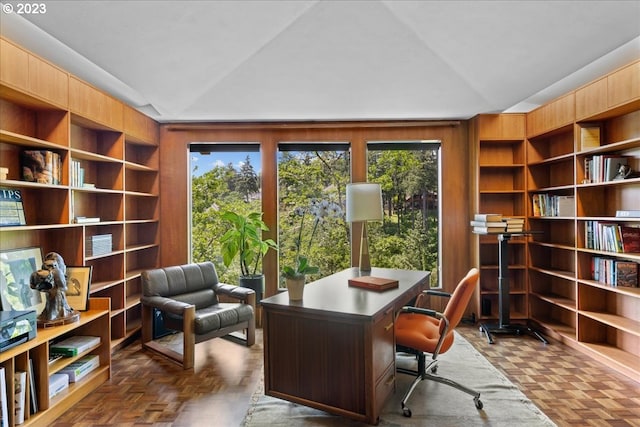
[346,183,383,272]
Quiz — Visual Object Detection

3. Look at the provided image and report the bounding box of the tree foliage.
[191,148,440,287]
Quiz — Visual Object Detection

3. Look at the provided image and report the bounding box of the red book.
[620,226,640,253]
[348,276,399,291]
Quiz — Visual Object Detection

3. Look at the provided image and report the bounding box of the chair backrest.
[142,262,220,305]
[440,268,479,335]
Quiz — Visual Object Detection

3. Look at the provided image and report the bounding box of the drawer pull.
[384,322,394,331]
[385,375,395,386]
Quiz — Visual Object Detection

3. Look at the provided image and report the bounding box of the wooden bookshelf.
[0,36,160,352]
[525,60,640,382]
[0,298,111,426]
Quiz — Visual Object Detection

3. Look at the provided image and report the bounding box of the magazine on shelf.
[50,336,100,357]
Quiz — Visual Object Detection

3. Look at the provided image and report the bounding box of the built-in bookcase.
[525,60,640,382]
[0,37,160,354]
[471,114,528,321]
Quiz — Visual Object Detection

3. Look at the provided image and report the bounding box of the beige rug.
[242,332,556,426]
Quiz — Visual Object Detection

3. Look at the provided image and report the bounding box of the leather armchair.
[141,261,255,369]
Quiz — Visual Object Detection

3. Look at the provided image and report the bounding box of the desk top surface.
[261,267,430,318]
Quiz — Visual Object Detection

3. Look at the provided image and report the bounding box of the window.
[277,143,350,287]
[367,141,441,286]
[189,143,261,284]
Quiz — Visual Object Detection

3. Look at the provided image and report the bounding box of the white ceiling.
[1,0,639,123]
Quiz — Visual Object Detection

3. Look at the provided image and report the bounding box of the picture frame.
[0,247,45,313]
[65,266,92,311]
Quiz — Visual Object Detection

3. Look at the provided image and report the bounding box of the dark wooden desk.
[261,267,430,425]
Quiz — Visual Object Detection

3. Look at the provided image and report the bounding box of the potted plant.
[220,211,278,299]
[281,200,341,300]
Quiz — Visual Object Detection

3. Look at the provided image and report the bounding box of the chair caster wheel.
[474,398,483,410]
[403,407,412,417]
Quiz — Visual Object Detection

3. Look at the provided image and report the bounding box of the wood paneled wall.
[159,121,473,302]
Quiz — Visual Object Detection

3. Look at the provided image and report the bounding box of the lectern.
[474,231,548,344]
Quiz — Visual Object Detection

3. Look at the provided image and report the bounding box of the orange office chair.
[395,268,482,417]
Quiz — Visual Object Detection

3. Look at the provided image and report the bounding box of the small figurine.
[613,164,639,180]
[29,252,79,326]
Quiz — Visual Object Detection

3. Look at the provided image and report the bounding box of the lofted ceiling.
[1,0,639,123]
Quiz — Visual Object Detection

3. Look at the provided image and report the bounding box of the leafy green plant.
[220,211,278,277]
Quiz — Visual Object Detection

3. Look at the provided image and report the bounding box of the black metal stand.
[478,232,548,345]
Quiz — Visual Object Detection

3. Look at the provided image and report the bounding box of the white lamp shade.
[346,183,383,222]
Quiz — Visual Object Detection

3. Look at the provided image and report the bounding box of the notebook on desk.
[348,276,399,291]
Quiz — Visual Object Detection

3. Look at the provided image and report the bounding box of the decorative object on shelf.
[613,164,639,180]
[65,266,92,311]
[346,183,383,272]
[21,150,61,185]
[29,252,80,327]
[0,247,45,314]
[220,211,278,301]
[0,188,26,227]
[281,199,342,299]
[0,167,7,180]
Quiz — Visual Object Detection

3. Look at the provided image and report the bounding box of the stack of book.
[503,217,525,232]
[584,221,640,253]
[470,214,505,233]
[471,214,525,234]
[85,234,113,256]
[592,257,638,288]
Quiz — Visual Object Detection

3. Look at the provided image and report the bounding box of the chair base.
[397,352,483,418]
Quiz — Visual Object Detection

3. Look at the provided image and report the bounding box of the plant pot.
[239,274,264,301]
[286,276,305,301]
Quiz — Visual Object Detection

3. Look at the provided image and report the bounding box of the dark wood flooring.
[50,324,640,427]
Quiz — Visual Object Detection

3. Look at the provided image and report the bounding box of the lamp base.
[359,222,371,272]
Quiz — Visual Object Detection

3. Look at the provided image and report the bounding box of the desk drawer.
[372,309,395,380]
[375,363,396,411]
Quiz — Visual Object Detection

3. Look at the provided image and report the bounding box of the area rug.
[242,332,556,426]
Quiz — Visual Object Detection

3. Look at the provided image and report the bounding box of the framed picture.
[0,247,45,313]
[65,266,92,311]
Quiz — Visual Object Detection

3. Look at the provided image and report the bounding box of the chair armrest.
[425,289,451,298]
[216,283,256,302]
[400,306,440,319]
[141,295,193,316]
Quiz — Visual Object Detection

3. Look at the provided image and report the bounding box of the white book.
[48,374,69,399]
[59,355,100,383]
[14,371,26,425]
[0,367,8,427]
[50,336,100,356]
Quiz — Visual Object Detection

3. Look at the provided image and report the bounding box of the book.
[28,359,37,414]
[616,210,640,218]
[48,374,68,399]
[619,226,640,253]
[14,371,26,425]
[469,220,505,227]
[502,217,525,224]
[50,336,100,357]
[0,367,8,427]
[59,355,99,382]
[0,188,27,226]
[348,276,399,291]
[473,213,502,222]
[615,261,638,288]
[472,226,506,234]
[73,216,101,224]
[579,126,601,151]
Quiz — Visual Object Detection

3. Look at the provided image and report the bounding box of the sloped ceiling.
[1,0,639,122]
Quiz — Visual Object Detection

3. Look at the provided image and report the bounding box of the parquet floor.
[50,324,640,427]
